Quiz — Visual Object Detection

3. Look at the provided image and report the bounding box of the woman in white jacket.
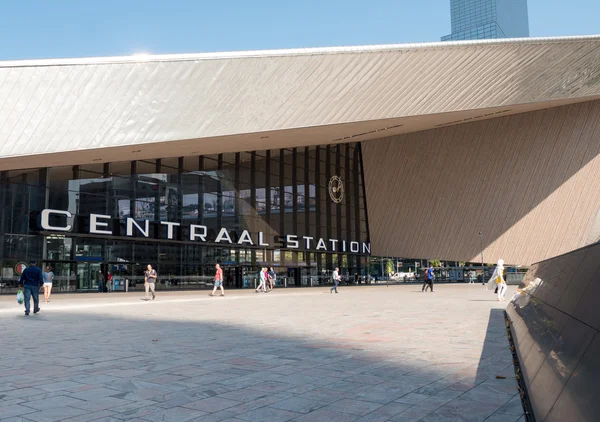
[487,259,507,301]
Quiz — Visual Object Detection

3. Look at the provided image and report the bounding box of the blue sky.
[0,0,598,60]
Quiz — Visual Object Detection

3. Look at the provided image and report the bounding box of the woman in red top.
[210,263,225,296]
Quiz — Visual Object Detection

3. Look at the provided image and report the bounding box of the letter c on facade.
[41,209,73,232]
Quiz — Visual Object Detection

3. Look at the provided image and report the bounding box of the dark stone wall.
[506,243,600,421]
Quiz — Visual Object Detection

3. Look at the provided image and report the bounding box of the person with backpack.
[422,265,435,292]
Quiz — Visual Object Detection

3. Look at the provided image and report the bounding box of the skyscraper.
[442,0,529,41]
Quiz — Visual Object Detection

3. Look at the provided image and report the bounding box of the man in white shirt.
[330,267,341,294]
[144,264,157,301]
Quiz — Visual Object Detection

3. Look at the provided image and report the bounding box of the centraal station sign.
[39,209,371,254]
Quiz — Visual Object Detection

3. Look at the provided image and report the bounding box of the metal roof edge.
[2,34,600,68]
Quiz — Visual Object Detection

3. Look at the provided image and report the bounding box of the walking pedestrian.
[18,261,43,316]
[330,267,341,293]
[43,266,54,302]
[267,267,276,291]
[256,267,267,293]
[210,263,225,296]
[144,264,157,300]
[106,271,113,292]
[468,269,476,284]
[97,270,105,293]
[422,265,435,292]
[487,259,507,301]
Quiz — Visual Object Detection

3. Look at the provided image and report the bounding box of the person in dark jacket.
[18,261,43,316]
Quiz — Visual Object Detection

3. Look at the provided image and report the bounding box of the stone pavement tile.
[326,381,373,393]
[482,414,522,422]
[14,396,86,411]
[299,368,347,380]
[137,406,207,422]
[226,393,294,415]
[478,379,518,396]
[218,374,282,389]
[273,374,330,387]
[447,382,479,392]
[267,366,303,376]
[110,405,158,420]
[493,395,523,416]
[0,388,47,401]
[37,382,86,393]
[418,397,501,422]
[269,397,328,414]
[66,375,124,387]
[389,401,439,421]
[246,381,295,393]
[108,388,168,402]
[183,398,241,413]
[16,406,89,422]
[355,382,422,405]
[235,406,301,422]
[342,374,386,385]
[143,374,189,385]
[353,388,410,405]
[298,388,352,404]
[0,405,38,419]
[191,410,238,422]
[459,384,515,407]
[278,384,318,395]
[154,393,197,409]
[364,402,412,418]
[394,392,431,405]
[291,409,360,422]
[0,399,26,409]
[68,396,132,412]
[68,388,125,402]
[108,400,158,414]
[219,388,270,403]
[324,399,384,416]
[60,409,117,422]
[354,415,390,422]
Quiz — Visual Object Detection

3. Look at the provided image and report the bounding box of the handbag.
[494,286,498,294]
[16,289,24,304]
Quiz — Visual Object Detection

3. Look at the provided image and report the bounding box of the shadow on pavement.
[0,293,523,422]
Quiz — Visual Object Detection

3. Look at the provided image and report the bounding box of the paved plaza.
[0,284,524,422]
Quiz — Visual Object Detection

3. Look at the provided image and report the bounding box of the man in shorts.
[211,263,225,296]
[144,264,157,300]
[267,267,276,291]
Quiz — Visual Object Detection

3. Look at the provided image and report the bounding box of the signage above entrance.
[39,209,371,255]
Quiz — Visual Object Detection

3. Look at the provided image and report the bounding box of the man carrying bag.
[18,261,43,316]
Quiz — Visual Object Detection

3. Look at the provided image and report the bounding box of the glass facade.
[0,143,371,293]
[442,0,529,41]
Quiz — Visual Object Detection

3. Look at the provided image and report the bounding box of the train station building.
[1,35,600,290]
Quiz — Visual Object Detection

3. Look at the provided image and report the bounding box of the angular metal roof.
[1,35,600,169]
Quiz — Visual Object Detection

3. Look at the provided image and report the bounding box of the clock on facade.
[328,176,344,203]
